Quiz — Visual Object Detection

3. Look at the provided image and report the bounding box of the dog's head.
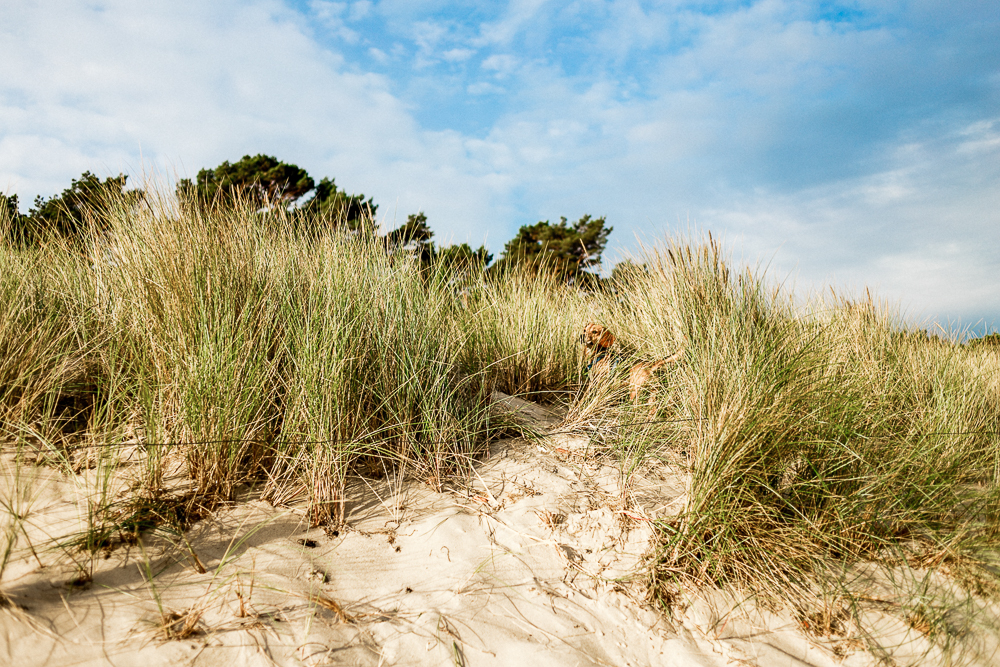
[581,322,615,351]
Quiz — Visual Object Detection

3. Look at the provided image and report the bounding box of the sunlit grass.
[571,234,1000,658]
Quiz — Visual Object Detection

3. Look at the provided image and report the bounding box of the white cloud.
[476,0,551,47]
[956,119,1000,156]
[367,47,389,63]
[481,54,518,76]
[310,0,346,19]
[692,119,1000,327]
[348,1,372,21]
[308,0,360,43]
[442,48,475,62]
[411,20,449,54]
[467,82,505,95]
[0,0,513,244]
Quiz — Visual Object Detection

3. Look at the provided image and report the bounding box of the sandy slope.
[0,394,995,666]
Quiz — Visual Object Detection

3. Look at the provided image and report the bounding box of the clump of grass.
[461,266,588,401]
[579,234,1000,658]
[269,234,493,523]
[0,184,506,536]
[0,245,94,449]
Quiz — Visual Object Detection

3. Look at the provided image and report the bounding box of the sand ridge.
[0,393,993,666]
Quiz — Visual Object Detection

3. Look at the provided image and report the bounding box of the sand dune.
[0,393,995,666]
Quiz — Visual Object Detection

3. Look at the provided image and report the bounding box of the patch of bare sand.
[0,393,997,666]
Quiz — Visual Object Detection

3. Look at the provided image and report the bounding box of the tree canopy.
[298,177,378,233]
[379,213,493,280]
[0,194,17,224]
[4,172,143,245]
[494,214,612,282]
[177,154,314,207]
[178,155,378,233]
[384,212,435,261]
[435,242,493,275]
[5,157,613,284]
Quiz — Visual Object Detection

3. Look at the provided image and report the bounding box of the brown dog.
[581,322,683,400]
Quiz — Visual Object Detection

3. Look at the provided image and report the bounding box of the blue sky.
[1,0,998,333]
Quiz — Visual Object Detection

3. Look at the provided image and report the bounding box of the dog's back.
[627,349,683,400]
[581,322,684,400]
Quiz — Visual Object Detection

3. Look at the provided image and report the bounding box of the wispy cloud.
[696,117,1000,326]
[0,0,514,238]
[308,0,361,43]
[442,47,475,62]
[480,54,518,76]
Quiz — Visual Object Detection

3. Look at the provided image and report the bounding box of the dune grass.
[0,191,997,660]
[571,235,1000,657]
[0,191,523,534]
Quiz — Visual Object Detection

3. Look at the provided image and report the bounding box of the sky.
[1,0,998,334]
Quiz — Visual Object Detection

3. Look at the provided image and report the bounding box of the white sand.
[0,393,996,666]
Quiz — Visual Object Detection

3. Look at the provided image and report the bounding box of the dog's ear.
[598,329,615,348]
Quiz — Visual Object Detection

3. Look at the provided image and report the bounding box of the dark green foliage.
[385,212,433,247]
[0,194,17,222]
[494,214,611,282]
[435,242,493,274]
[382,213,493,279]
[384,212,435,261]
[24,172,143,242]
[298,177,378,233]
[178,154,314,208]
[967,332,1000,348]
[178,155,378,234]
[0,193,32,248]
[610,259,647,283]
